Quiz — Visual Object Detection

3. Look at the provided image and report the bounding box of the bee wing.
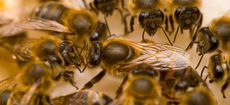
[121,42,190,71]
[0,18,71,38]
[0,75,18,91]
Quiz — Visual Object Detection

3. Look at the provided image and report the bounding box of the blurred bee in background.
[33,1,98,42]
[83,0,129,34]
[128,0,172,45]
[166,0,203,46]
[180,85,217,105]
[160,66,207,104]
[0,34,84,91]
[208,11,230,55]
[201,52,230,98]
[81,37,190,93]
[112,63,162,105]
[0,1,98,45]
[0,89,12,105]
[0,61,54,105]
[53,89,113,105]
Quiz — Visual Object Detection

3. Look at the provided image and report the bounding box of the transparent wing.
[0,18,71,38]
[0,75,18,91]
[121,42,190,71]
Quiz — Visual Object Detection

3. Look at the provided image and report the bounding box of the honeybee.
[180,86,217,105]
[166,0,203,45]
[53,89,113,105]
[127,0,172,45]
[84,0,129,34]
[0,60,54,105]
[0,89,11,105]
[0,1,98,42]
[160,66,206,101]
[82,37,190,90]
[209,11,230,54]
[112,63,162,105]
[187,27,219,69]
[0,35,83,91]
[201,52,230,98]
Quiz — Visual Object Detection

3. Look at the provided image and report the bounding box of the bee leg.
[82,0,89,9]
[141,28,146,42]
[89,2,99,14]
[63,71,78,90]
[165,16,169,34]
[104,16,112,36]
[200,66,208,77]
[160,26,173,45]
[185,41,199,51]
[123,13,131,34]
[204,74,209,82]
[114,8,129,34]
[173,26,180,43]
[130,16,135,33]
[115,8,124,24]
[115,75,128,99]
[221,77,230,98]
[169,14,174,34]
[121,0,125,9]
[81,69,106,90]
[195,54,204,69]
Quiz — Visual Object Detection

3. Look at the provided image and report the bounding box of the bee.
[128,0,172,45]
[33,1,97,35]
[112,63,162,105]
[0,35,83,91]
[83,0,129,34]
[166,0,203,45]
[0,60,54,105]
[160,66,207,101]
[0,89,11,105]
[180,86,217,105]
[53,89,113,105]
[201,52,230,98]
[82,37,190,91]
[187,27,219,69]
[0,1,98,42]
[209,12,230,54]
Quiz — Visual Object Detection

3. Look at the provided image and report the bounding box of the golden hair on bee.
[114,63,162,105]
[33,1,98,36]
[166,0,201,13]
[209,12,230,53]
[180,86,217,105]
[128,0,164,15]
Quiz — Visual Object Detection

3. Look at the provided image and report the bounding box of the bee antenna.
[160,26,173,45]
[104,16,112,37]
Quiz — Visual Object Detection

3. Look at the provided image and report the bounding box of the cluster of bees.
[0,0,229,105]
